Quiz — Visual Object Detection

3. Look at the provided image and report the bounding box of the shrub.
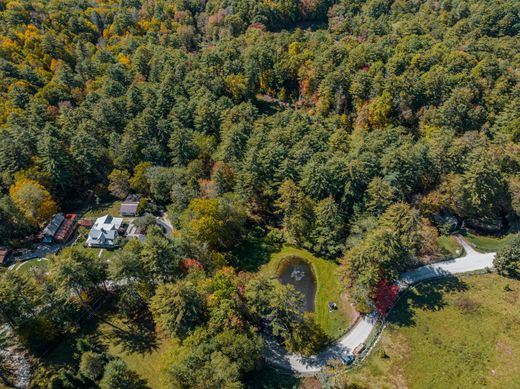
[79,351,106,381]
[493,235,520,277]
[99,359,147,389]
[454,297,481,313]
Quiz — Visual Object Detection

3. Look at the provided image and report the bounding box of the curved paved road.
[266,237,496,374]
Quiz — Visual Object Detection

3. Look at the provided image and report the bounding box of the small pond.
[278,256,316,312]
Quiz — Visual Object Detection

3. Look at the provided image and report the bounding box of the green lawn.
[68,243,116,260]
[83,201,122,219]
[11,258,49,273]
[436,235,463,258]
[260,245,355,339]
[42,305,300,389]
[463,232,518,253]
[230,233,279,272]
[42,305,177,389]
[346,274,520,389]
[99,320,178,389]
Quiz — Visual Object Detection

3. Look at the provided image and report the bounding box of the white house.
[86,215,123,248]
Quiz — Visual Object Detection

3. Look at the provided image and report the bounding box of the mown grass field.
[42,304,176,389]
[98,320,177,389]
[347,274,520,389]
[83,201,122,219]
[463,232,518,253]
[9,258,49,273]
[260,245,354,339]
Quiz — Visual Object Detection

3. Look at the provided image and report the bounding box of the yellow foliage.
[117,53,131,67]
[9,178,58,227]
[367,91,392,129]
[50,59,60,73]
[0,102,22,125]
[8,80,30,92]
[340,113,349,127]
[224,74,248,102]
[259,71,270,91]
[138,20,151,31]
[160,23,169,34]
[180,198,223,249]
[35,66,52,83]
[419,124,442,140]
[20,24,40,44]
[0,37,20,59]
[288,42,300,56]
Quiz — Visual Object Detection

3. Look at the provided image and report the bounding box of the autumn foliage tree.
[9,177,57,226]
[108,169,131,199]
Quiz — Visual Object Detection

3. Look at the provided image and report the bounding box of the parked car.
[340,352,354,365]
[353,343,366,356]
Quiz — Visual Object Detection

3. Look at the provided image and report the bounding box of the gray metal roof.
[43,213,65,237]
[120,203,138,214]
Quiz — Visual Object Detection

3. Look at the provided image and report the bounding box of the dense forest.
[0,0,519,387]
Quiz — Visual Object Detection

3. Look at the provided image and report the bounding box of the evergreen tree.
[311,197,344,257]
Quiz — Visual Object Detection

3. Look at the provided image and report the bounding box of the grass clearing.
[463,232,517,252]
[348,274,520,388]
[99,320,178,389]
[260,245,354,339]
[42,306,297,389]
[68,243,116,260]
[231,234,278,272]
[436,235,463,258]
[42,306,177,389]
[83,201,122,219]
[11,258,49,273]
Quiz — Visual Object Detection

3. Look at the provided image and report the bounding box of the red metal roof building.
[54,214,78,243]
[78,219,94,228]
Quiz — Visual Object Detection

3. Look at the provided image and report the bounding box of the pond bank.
[260,245,355,338]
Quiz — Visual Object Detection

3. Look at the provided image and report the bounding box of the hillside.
[0,0,519,388]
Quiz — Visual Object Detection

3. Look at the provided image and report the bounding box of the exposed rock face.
[0,327,33,389]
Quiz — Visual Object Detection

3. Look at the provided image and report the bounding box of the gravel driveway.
[266,236,496,374]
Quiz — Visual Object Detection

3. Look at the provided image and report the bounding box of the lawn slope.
[260,245,355,339]
[348,274,520,389]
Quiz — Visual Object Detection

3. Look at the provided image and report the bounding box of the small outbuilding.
[41,213,78,244]
[54,214,78,243]
[120,194,141,217]
[42,213,65,243]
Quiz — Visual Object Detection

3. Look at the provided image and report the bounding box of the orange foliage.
[9,178,58,226]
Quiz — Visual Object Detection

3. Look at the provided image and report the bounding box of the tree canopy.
[0,0,519,386]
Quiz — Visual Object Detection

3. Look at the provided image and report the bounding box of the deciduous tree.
[9,178,57,226]
[108,169,131,199]
[150,281,206,339]
[494,235,520,277]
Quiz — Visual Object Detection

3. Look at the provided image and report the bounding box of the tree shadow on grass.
[388,276,468,327]
[230,234,281,272]
[243,365,300,389]
[108,318,159,355]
